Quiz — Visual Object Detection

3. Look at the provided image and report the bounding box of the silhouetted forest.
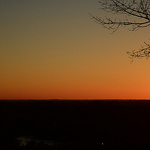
[0,100,150,150]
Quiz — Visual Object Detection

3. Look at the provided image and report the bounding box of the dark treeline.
[0,100,150,150]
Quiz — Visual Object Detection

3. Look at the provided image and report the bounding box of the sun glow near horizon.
[1,0,150,100]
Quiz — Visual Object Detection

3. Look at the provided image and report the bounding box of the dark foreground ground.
[0,100,150,150]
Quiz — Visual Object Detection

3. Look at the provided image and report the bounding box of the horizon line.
[0,99,150,101]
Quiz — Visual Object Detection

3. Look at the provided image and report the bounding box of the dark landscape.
[0,100,150,150]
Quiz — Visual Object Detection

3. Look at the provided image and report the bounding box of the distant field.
[0,100,150,149]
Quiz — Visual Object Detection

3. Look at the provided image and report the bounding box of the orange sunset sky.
[1,0,150,100]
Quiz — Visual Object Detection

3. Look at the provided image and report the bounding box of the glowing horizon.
[1,0,150,100]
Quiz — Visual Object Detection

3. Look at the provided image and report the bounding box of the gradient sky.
[1,0,150,99]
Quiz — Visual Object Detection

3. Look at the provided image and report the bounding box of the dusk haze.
[1,0,150,100]
[1,1,150,149]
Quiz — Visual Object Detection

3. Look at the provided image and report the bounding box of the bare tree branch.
[90,0,150,60]
[127,42,150,61]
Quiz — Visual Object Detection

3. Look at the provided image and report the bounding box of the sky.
[1,0,150,100]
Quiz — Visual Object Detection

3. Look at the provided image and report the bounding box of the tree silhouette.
[90,0,150,61]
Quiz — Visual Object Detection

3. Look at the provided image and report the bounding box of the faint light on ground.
[17,137,31,146]
[102,142,104,146]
